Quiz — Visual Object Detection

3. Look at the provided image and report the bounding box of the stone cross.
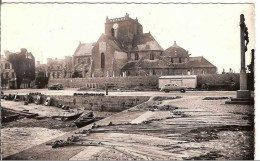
[237,14,251,98]
[240,14,249,71]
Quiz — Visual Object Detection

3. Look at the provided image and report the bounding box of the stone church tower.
[91,13,146,77]
[105,13,143,50]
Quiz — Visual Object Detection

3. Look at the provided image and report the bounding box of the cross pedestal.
[236,70,251,98]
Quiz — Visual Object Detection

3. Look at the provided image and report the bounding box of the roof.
[159,75,197,79]
[122,56,216,70]
[122,57,173,70]
[132,33,163,51]
[163,41,189,58]
[74,42,95,56]
[96,34,126,51]
[74,63,91,71]
[186,56,216,68]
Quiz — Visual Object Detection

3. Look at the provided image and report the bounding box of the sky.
[1,3,255,73]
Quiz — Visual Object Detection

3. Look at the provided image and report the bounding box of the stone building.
[121,41,217,76]
[35,61,48,77]
[46,56,73,79]
[1,49,35,89]
[1,52,17,89]
[48,13,216,79]
[72,42,95,77]
[90,13,216,77]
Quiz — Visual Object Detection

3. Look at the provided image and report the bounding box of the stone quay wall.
[48,76,159,90]
[18,94,150,112]
[48,74,240,90]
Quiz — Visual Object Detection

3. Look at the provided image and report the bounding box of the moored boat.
[52,111,83,121]
[74,112,95,128]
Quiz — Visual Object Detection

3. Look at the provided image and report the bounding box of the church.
[72,13,217,78]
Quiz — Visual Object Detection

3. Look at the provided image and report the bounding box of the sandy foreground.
[1,127,67,158]
[1,92,254,160]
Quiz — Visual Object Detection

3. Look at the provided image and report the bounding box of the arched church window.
[202,69,206,75]
[150,52,154,60]
[101,53,105,69]
[135,52,139,60]
[111,28,115,37]
[179,57,182,63]
[171,57,174,63]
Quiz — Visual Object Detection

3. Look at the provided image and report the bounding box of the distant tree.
[35,76,49,88]
[8,48,35,88]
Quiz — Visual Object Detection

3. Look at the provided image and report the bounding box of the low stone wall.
[48,76,159,90]
[197,73,240,88]
[17,94,150,112]
[48,74,240,90]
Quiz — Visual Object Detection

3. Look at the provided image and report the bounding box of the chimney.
[174,41,177,45]
[4,50,11,60]
[125,13,129,19]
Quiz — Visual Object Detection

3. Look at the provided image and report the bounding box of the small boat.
[74,112,95,128]
[52,111,83,121]
[2,114,20,123]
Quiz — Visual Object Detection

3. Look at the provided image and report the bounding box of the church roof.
[122,57,175,70]
[121,56,216,70]
[74,62,91,71]
[74,42,95,57]
[96,34,126,51]
[163,41,189,58]
[132,33,163,51]
[186,56,216,68]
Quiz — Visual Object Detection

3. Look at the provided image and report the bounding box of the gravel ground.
[2,93,254,160]
[1,102,116,159]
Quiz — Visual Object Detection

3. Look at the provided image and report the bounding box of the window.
[57,72,60,78]
[171,57,174,63]
[150,52,154,60]
[11,72,15,78]
[5,63,10,69]
[52,72,55,78]
[101,53,105,69]
[135,52,139,60]
[202,69,206,75]
[5,72,9,78]
[111,28,115,37]
[153,70,156,75]
[187,70,191,75]
[179,57,182,63]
